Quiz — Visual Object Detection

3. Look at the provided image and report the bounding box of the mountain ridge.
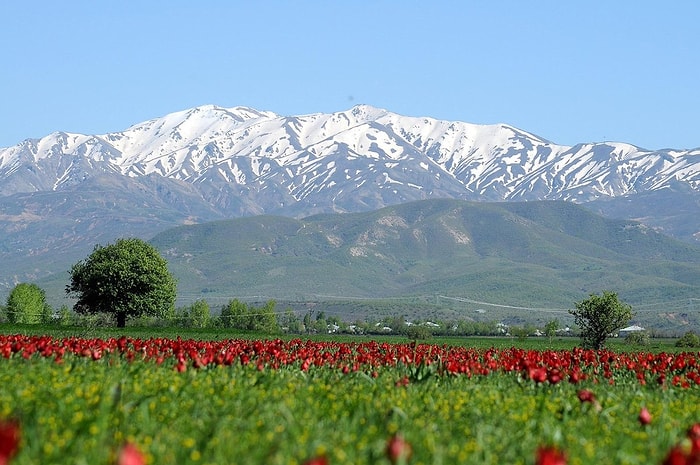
[1,104,699,300]
[2,104,698,204]
[2,104,698,239]
[142,199,700,332]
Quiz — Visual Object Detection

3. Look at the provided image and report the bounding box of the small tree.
[278,308,302,333]
[6,283,52,324]
[544,320,560,344]
[625,331,649,346]
[56,305,73,326]
[189,299,211,328]
[569,291,632,349]
[219,299,249,328]
[676,331,700,348]
[66,238,177,328]
[255,300,279,333]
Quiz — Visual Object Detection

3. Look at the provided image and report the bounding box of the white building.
[619,325,645,336]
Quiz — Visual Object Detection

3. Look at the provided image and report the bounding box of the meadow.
[0,328,698,465]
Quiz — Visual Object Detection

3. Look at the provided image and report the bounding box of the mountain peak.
[0,104,699,220]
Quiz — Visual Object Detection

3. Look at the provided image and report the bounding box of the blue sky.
[1,1,698,150]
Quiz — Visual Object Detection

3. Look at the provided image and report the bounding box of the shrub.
[675,331,700,348]
[406,325,432,341]
[625,331,649,346]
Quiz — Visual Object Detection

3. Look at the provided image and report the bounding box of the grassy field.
[0,323,685,353]
[1,326,699,464]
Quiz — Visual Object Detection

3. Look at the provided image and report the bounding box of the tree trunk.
[116,312,127,328]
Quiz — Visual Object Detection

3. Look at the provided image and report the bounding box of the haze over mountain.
[0,105,699,317]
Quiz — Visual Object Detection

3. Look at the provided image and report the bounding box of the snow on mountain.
[1,104,699,215]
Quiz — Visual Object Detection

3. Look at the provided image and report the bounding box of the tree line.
[3,236,698,349]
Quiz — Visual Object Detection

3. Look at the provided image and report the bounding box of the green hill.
[147,199,700,332]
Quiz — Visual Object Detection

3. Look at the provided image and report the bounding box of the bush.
[625,331,649,346]
[675,331,700,348]
[406,325,432,341]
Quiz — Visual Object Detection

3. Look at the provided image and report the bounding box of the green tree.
[174,307,190,328]
[278,308,302,333]
[189,299,211,328]
[6,283,52,324]
[254,300,279,333]
[303,311,313,333]
[57,305,73,326]
[66,238,177,328]
[675,331,700,348]
[625,331,649,346]
[569,291,632,349]
[219,299,249,328]
[544,320,560,344]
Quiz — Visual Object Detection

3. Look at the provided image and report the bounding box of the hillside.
[141,199,700,332]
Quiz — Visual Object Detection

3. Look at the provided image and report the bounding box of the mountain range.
[143,199,700,332]
[1,104,699,321]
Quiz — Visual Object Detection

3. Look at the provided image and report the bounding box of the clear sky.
[1,1,698,150]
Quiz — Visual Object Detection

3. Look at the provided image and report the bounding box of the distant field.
[0,323,685,353]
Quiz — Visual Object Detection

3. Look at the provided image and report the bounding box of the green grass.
[0,337,697,464]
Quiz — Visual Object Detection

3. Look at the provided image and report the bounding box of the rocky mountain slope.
[147,199,700,332]
[1,104,699,294]
[2,105,698,207]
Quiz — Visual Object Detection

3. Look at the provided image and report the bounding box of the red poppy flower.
[0,419,20,465]
[688,423,700,440]
[386,433,412,464]
[577,389,596,403]
[118,443,145,465]
[661,445,689,465]
[536,446,567,465]
[638,407,652,426]
[688,424,700,455]
[528,367,548,383]
[302,455,328,465]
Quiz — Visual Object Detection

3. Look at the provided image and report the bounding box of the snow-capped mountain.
[2,104,698,213]
[1,104,700,297]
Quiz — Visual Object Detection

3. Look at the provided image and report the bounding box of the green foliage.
[188,299,211,328]
[56,305,73,326]
[510,326,531,341]
[675,331,700,348]
[146,200,700,332]
[405,325,432,340]
[452,320,500,337]
[569,291,633,349]
[219,299,249,329]
[0,344,698,464]
[625,331,650,346]
[218,299,279,333]
[278,308,303,333]
[6,283,52,324]
[66,237,177,327]
[544,320,560,343]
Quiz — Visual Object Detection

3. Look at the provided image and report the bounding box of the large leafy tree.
[569,291,633,349]
[66,238,177,327]
[6,283,52,324]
